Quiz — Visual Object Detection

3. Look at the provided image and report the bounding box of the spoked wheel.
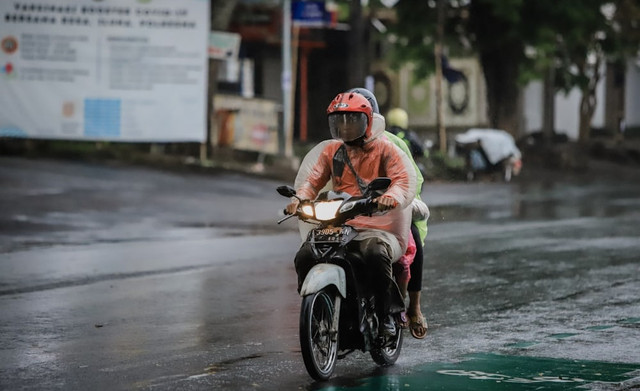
[370,317,403,366]
[299,289,339,380]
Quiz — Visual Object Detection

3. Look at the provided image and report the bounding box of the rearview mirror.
[367,177,391,193]
[277,185,296,198]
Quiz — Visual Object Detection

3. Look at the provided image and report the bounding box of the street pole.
[349,0,365,88]
[435,0,446,154]
[281,0,293,157]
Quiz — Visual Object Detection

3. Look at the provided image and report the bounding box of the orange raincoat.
[294,113,417,260]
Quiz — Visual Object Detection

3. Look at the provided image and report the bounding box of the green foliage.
[384,0,472,81]
[386,0,640,86]
[384,0,640,134]
[385,1,435,79]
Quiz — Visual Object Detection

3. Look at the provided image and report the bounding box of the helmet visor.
[328,112,368,142]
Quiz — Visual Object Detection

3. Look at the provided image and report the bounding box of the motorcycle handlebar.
[278,197,383,225]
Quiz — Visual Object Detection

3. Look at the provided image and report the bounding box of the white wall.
[399,58,488,128]
[523,64,608,141]
[553,89,581,139]
[523,80,543,133]
[625,58,640,127]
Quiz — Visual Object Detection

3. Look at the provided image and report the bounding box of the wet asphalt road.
[0,157,639,390]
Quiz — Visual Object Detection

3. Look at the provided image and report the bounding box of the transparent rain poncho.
[293,113,416,261]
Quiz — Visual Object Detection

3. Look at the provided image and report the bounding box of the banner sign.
[0,0,210,142]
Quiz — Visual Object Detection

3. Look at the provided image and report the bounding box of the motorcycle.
[277,177,404,381]
[454,128,523,182]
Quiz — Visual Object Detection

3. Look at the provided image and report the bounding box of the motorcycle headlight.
[301,204,314,217]
[314,200,343,221]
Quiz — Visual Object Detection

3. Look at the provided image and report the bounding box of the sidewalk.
[0,139,301,183]
[1,137,638,184]
[194,147,300,182]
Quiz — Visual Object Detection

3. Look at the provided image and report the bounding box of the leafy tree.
[466,0,525,135]
[522,0,640,142]
[384,0,640,141]
[385,0,528,135]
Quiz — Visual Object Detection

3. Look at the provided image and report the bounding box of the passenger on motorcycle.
[381,106,430,339]
[286,92,417,338]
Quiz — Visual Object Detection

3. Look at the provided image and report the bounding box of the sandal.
[409,314,427,339]
[398,311,409,329]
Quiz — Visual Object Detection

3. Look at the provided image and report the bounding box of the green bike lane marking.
[317,318,640,390]
[317,353,640,390]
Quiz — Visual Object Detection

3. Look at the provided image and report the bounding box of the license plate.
[314,227,343,242]
[317,227,342,236]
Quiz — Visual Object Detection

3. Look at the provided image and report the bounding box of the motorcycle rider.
[286,91,417,338]
[295,89,430,338]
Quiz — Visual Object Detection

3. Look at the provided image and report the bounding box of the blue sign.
[292,1,328,27]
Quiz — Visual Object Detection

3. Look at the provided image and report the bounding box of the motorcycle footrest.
[337,349,355,359]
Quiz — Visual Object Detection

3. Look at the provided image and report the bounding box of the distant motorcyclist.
[287,91,417,338]
[387,107,427,161]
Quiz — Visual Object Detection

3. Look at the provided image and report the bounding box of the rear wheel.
[299,289,338,380]
[370,318,403,366]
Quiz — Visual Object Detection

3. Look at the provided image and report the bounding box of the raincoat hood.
[366,112,385,143]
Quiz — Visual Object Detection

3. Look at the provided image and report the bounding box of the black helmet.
[347,87,379,114]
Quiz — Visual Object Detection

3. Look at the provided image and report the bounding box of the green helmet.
[387,108,409,129]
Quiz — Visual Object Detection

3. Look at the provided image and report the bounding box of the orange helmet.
[326,92,373,142]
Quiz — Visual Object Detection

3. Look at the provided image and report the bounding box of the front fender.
[300,263,346,298]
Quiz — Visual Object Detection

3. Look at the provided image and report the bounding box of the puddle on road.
[505,341,540,348]
[316,353,640,390]
[585,325,615,331]
[548,333,579,339]
[619,317,640,325]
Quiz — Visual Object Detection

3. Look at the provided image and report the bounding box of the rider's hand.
[285,198,300,215]
[373,195,397,211]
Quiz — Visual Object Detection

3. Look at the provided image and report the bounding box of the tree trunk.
[479,44,522,136]
[578,56,601,143]
[542,66,556,145]
[578,92,595,143]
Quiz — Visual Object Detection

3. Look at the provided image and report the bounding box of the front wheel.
[299,289,339,380]
[370,318,403,366]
